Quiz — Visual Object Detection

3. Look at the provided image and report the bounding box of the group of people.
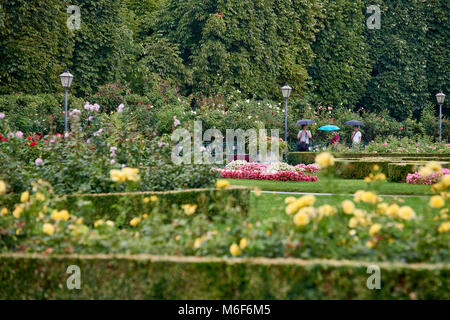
[297,125,362,152]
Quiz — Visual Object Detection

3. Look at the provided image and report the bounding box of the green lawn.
[226,177,432,195]
[249,193,429,220]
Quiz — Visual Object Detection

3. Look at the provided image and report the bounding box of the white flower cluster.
[225,160,248,170]
[84,102,100,112]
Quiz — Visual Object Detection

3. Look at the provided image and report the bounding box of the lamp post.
[436,92,445,141]
[281,84,292,157]
[59,70,74,133]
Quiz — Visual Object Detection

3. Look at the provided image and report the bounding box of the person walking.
[297,125,312,152]
[351,126,362,149]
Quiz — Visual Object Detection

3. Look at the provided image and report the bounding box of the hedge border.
[287,152,450,165]
[0,253,448,300]
[0,186,251,223]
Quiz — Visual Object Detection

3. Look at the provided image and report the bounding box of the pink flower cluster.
[220,169,317,182]
[406,169,450,185]
[295,164,321,174]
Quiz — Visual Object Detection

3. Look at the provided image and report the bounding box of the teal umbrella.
[318,125,340,131]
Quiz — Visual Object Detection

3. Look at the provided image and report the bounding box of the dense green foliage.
[1,254,448,299]
[0,0,73,93]
[0,0,448,131]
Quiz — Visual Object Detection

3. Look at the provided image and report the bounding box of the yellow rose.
[318,204,336,217]
[373,164,380,171]
[348,217,358,228]
[51,209,70,221]
[375,173,386,181]
[43,223,54,235]
[150,195,158,202]
[143,197,150,203]
[299,195,316,206]
[348,229,357,236]
[229,243,242,256]
[428,161,442,172]
[285,201,300,215]
[239,237,248,249]
[397,206,415,220]
[110,169,125,182]
[361,191,377,204]
[181,204,198,215]
[341,200,355,214]
[419,166,433,177]
[0,180,6,195]
[106,220,114,227]
[429,195,445,209]
[377,203,389,214]
[20,191,30,203]
[369,223,382,236]
[13,205,24,218]
[386,203,400,217]
[94,219,104,228]
[437,221,450,233]
[395,223,404,230]
[315,152,335,168]
[298,206,315,218]
[364,177,371,183]
[194,237,204,249]
[0,207,8,216]
[121,167,140,182]
[293,212,309,226]
[353,190,365,203]
[216,179,230,189]
[35,192,45,202]
[76,218,84,225]
[284,196,297,204]
[129,217,141,227]
[366,240,375,249]
[441,174,450,188]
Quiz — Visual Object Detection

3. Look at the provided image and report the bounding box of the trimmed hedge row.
[0,253,448,299]
[287,152,450,165]
[331,159,449,181]
[0,187,251,224]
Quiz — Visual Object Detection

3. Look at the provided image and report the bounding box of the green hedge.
[330,159,449,181]
[287,152,450,165]
[0,187,250,224]
[388,163,421,183]
[0,253,448,299]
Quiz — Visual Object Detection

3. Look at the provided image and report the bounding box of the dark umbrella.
[344,120,364,126]
[296,119,316,125]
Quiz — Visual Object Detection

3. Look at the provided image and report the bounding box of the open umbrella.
[296,119,316,125]
[318,125,340,131]
[344,120,364,126]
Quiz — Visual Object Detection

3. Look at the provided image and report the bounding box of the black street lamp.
[281,84,292,156]
[59,70,74,133]
[436,92,445,141]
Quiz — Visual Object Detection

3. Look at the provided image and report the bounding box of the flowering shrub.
[295,164,320,174]
[219,161,318,182]
[362,136,450,154]
[407,168,450,185]
[0,108,218,194]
